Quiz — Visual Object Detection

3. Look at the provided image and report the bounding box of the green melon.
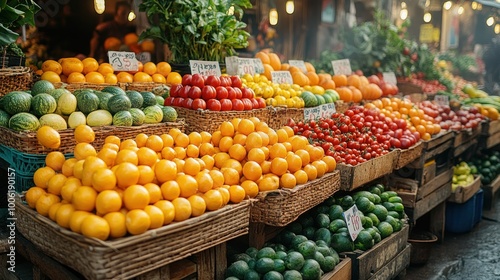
[96,91,113,111]
[126,90,144,108]
[300,91,318,108]
[57,92,78,115]
[39,113,68,130]
[161,106,177,122]
[2,91,32,115]
[141,91,157,107]
[0,109,10,127]
[9,112,40,131]
[322,93,334,104]
[129,108,145,126]
[113,110,133,126]
[76,91,100,114]
[31,93,57,117]
[48,88,70,101]
[101,86,126,95]
[68,111,87,128]
[73,89,93,97]
[87,110,113,127]
[107,94,131,114]
[155,95,165,106]
[315,94,326,106]
[31,80,55,95]
[143,105,163,124]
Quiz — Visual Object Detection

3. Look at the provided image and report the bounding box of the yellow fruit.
[104,73,118,84]
[60,178,81,202]
[152,73,167,83]
[41,71,61,83]
[103,212,127,238]
[82,57,99,74]
[81,214,110,240]
[144,205,165,229]
[154,200,176,225]
[115,162,140,189]
[69,211,92,234]
[45,151,66,171]
[55,203,75,229]
[241,180,259,198]
[144,183,162,204]
[123,184,150,210]
[85,72,105,84]
[47,173,68,196]
[172,197,192,222]
[37,125,61,149]
[228,185,246,203]
[96,190,122,215]
[133,72,153,83]
[25,187,46,209]
[35,193,60,216]
[156,62,171,77]
[74,142,97,160]
[33,166,56,189]
[42,60,62,75]
[67,72,86,83]
[166,72,182,84]
[188,195,206,217]
[61,58,84,76]
[74,124,95,143]
[117,72,134,83]
[92,168,117,192]
[72,186,97,212]
[126,209,151,235]
[97,63,114,75]
[142,62,157,76]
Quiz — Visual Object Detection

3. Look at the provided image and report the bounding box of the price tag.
[225,56,239,75]
[251,58,265,74]
[382,72,397,85]
[189,60,221,76]
[303,103,336,120]
[319,103,336,118]
[237,58,256,75]
[108,51,139,72]
[271,71,293,84]
[136,52,151,64]
[343,205,363,241]
[331,59,352,76]
[288,60,307,73]
[304,106,321,121]
[434,95,449,106]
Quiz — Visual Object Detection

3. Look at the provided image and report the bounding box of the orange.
[161,147,176,160]
[47,173,68,196]
[160,180,180,201]
[55,203,75,229]
[60,178,81,202]
[137,165,155,185]
[97,63,114,75]
[104,37,121,51]
[92,168,117,192]
[104,73,118,84]
[219,121,235,137]
[295,149,311,167]
[280,173,297,189]
[126,209,151,235]
[247,148,266,164]
[218,136,234,153]
[69,211,92,234]
[217,186,231,206]
[307,146,325,162]
[41,60,62,75]
[153,73,168,83]
[210,170,225,188]
[332,75,348,87]
[143,183,162,204]
[336,87,353,102]
[188,195,206,217]
[103,212,127,238]
[72,186,97,212]
[35,193,60,216]
[269,143,287,159]
[81,214,110,241]
[347,75,361,88]
[268,53,282,70]
[74,124,95,144]
[172,197,192,222]
[82,58,99,74]
[228,185,246,203]
[294,170,309,185]
[41,71,62,83]
[159,133,174,148]
[61,58,84,76]
[213,152,230,169]
[286,153,303,173]
[259,131,272,146]
[74,142,97,160]
[174,133,190,148]
[166,72,182,84]
[72,159,85,179]
[322,155,337,172]
[137,147,158,166]
[203,189,224,211]
[196,171,214,193]
[276,128,289,143]
[143,205,164,229]
[228,144,247,161]
[221,159,243,175]
[154,200,176,225]
[199,143,215,157]
[67,72,86,83]
[222,168,240,185]
[123,184,150,210]
[156,62,171,76]
[177,174,198,198]
[241,180,259,198]
[117,72,134,83]
[312,160,328,178]
[233,134,247,146]
[183,158,201,176]
[105,135,121,146]
[33,166,56,189]
[270,157,288,176]
[81,156,107,186]
[37,125,60,149]
[124,33,138,45]
[97,147,117,167]
[257,175,279,191]
[142,62,157,76]
[237,119,255,135]
[242,161,263,181]
[115,148,139,165]
[260,160,271,174]
[201,155,215,170]
[174,158,185,173]
[134,72,153,83]
[120,139,138,150]
[115,162,140,189]
[48,202,63,221]
[303,164,318,181]
[96,190,122,215]
[25,187,46,208]
[45,151,65,171]
[173,146,187,159]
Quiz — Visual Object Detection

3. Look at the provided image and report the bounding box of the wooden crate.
[453,126,482,148]
[367,244,411,280]
[248,223,285,249]
[405,178,452,221]
[483,131,500,150]
[481,119,500,136]
[393,142,423,170]
[338,151,397,191]
[448,176,482,203]
[409,131,454,168]
[482,175,500,210]
[322,258,352,280]
[342,224,409,280]
[454,139,478,158]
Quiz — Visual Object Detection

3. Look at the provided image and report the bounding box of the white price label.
[331,59,352,76]
[435,95,449,106]
[303,103,336,120]
[108,51,139,72]
[382,72,397,85]
[189,60,221,76]
[236,58,264,75]
[225,56,239,75]
[271,71,293,84]
[251,58,265,74]
[343,205,363,241]
[136,52,152,64]
[288,60,307,73]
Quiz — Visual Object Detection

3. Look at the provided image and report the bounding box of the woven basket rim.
[0,66,31,76]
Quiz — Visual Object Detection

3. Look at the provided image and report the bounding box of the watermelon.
[161,106,178,122]
[101,86,126,95]
[107,94,131,114]
[73,89,93,97]
[87,110,113,127]
[39,113,68,130]
[325,89,340,101]
[31,93,57,117]
[0,109,10,127]
[9,112,40,131]
[141,91,157,107]
[48,88,70,101]
[143,105,163,124]
[2,91,32,115]
[31,80,55,95]
[57,92,78,115]
[76,91,100,114]
[68,111,87,128]
[113,110,133,126]
[300,91,318,108]
[315,94,326,106]
[96,91,113,111]
[129,108,145,126]
[126,90,144,108]
[322,93,334,104]
[155,95,165,106]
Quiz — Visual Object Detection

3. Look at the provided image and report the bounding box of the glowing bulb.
[94,0,105,14]
[401,2,407,9]
[228,5,234,15]
[400,9,408,20]
[425,0,430,8]
[458,6,464,15]
[495,24,500,34]
[472,2,477,9]
[269,8,278,25]
[478,3,482,10]
[443,1,452,10]
[487,16,495,26]
[423,12,432,23]
[128,11,136,21]
[286,0,294,14]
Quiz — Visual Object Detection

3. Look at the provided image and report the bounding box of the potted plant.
[0,0,40,67]
[139,0,252,69]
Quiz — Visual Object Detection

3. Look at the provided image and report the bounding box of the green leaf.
[0,23,18,45]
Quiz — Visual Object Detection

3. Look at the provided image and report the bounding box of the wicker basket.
[251,171,340,226]
[0,66,34,96]
[175,106,270,134]
[267,106,305,129]
[54,82,127,92]
[16,197,251,280]
[112,121,185,139]
[125,82,166,92]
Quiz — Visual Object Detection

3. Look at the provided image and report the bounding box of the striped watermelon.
[9,112,40,131]
[2,91,32,115]
[76,91,100,114]
[31,93,57,117]
[107,94,131,114]
[113,111,133,126]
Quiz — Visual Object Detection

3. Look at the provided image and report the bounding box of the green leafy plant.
[139,0,252,64]
[0,0,40,48]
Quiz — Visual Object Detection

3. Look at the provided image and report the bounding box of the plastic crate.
[445,189,482,233]
[14,173,34,193]
[0,145,72,176]
[474,189,484,225]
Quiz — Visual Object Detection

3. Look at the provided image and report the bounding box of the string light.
[443,1,452,10]
[128,11,136,21]
[400,9,408,20]
[458,6,464,15]
[487,16,495,26]
[401,2,407,9]
[495,24,500,34]
[472,1,478,9]
[423,12,432,23]
[94,0,105,14]
[286,0,294,14]
[269,8,278,25]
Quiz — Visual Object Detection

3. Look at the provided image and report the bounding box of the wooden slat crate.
[448,176,482,203]
[367,244,411,280]
[482,175,500,210]
[322,258,352,280]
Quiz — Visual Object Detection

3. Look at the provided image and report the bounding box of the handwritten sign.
[136,52,152,64]
[288,60,307,73]
[108,51,139,72]
[343,205,363,241]
[235,58,265,75]
[189,60,221,76]
[304,103,336,120]
[225,56,239,75]
[271,71,293,84]
[331,59,352,75]
[434,95,449,107]
[382,72,397,85]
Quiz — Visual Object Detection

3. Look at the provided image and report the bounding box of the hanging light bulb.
[478,3,482,10]
[286,0,294,14]
[401,2,407,9]
[400,9,408,20]
[425,0,430,8]
[495,24,500,34]
[269,8,278,25]
[487,16,495,26]
[443,1,452,10]
[94,0,105,14]
[472,1,478,9]
[128,11,136,21]
[423,12,432,23]
[228,5,235,15]
[458,6,464,15]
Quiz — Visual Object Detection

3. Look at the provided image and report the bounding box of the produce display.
[469,151,500,185]
[452,161,476,192]
[418,101,484,131]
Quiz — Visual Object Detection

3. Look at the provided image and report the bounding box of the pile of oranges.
[24,118,336,240]
[38,58,182,85]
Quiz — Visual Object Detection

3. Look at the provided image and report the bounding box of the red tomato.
[232,99,244,111]
[172,97,185,107]
[220,99,232,111]
[233,87,243,99]
[169,84,183,97]
[205,75,221,87]
[230,76,243,88]
[182,74,192,86]
[216,86,228,99]
[226,86,236,100]
[206,99,221,111]
[367,75,381,86]
[201,85,216,100]
[192,98,206,110]
[241,88,255,99]
[182,98,193,109]
[241,98,253,110]
[191,74,205,88]
[188,86,202,99]
[250,98,259,109]
[164,97,175,106]
[220,76,232,87]
[257,97,266,108]
[178,85,191,98]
